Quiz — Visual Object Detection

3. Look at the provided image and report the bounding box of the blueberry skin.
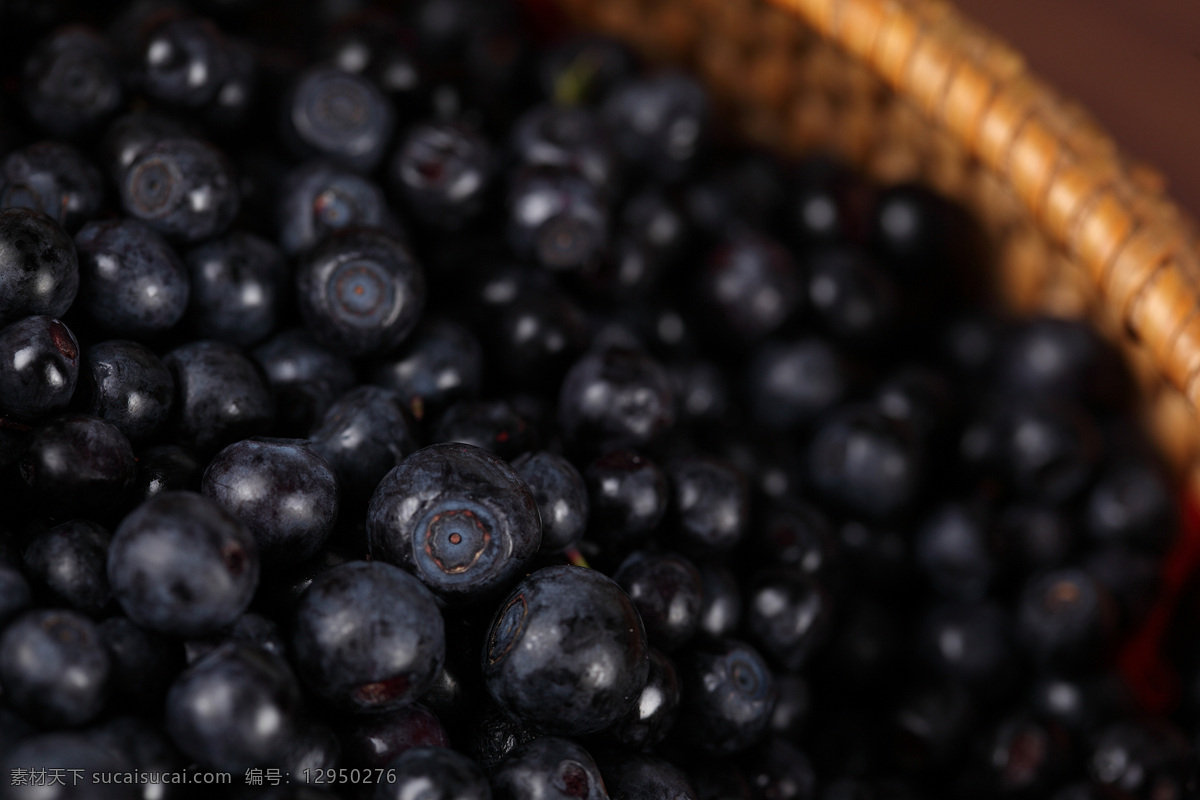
[164,340,274,454]
[292,560,445,713]
[806,247,903,351]
[89,716,189,800]
[696,562,741,640]
[368,443,542,603]
[284,719,342,774]
[615,552,703,652]
[507,166,608,272]
[0,315,79,422]
[511,105,620,190]
[995,403,1100,504]
[915,604,1015,701]
[610,648,682,749]
[466,701,543,773]
[558,346,675,455]
[185,231,288,347]
[0,141,104,232]
[676,639,776,754]
[0,562,32,627]
[342,703,450,768]
[433,399,535,460]
[1088,721,1197,800]
[0,609,111,727]
[602,72,709,183]
[0,207,78,326]
[745,338,848,430]
[20,413,136,518]
[132,444,203,502]
[914,504,993,602]
[512,451,589,554]
[371,318,484,423]
[598,753,698,800]
[492,737,609,800]
[165,643,303,771]
[24,519,112,616]
[128,15,231,108]
[202,438,339,567]
[376,747,491,800]
[309,386,418,506]
[0,733,136,800]
[699,233,803,344]
[22,25,123,137]
[253,329,356,436]
[108,491,259,637]
[282,66,396,173]
[666,457,749,555]
[120,137,240,243]
[277,160,398,256]
[391,121,492,230]
[101,111,190,186]
[75,219,190,336]
[740,738,816,800]
[1085,460,1175,553]
[77,339,174,445]
[296,229,427,357]
[1017,569,1115,672]
[743,570,833,672]
[585,450,669,549]
[98,616,185,703]
[483,565,650,735]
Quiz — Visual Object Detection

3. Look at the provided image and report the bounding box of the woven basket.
[546,0,1200,496]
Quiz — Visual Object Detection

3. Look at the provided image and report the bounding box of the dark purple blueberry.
[119,136,240,243]
[133,444,203,501]
[938,312,1002,383]
[342,704,450,768]
[369,443,541,602]
[108,491,259,637]
[100,111,191,186]
[615,551,703,652]
[1088,721,1198,800]
[973,712,1072,797]
[598,752,697,800]
[185,611,287,664]
[914,504,993,602]
[483,565,649,735]
[915,603,1016,696]
[0,315,79,422]
[0,563,32,628]
[22,25,123,137]
[610,648,681,749]
[284,719,342,774]
[539,35,638,105]
[510,104,618,189]
[0,609,111,727]
[77,339,174,445]
[559,345,675,455]
[165,643,303,771]
[252,329,356,436]
[466,701,542,773]
[433,399,534,460]
[1085,459,1175,553]
[699,233,802,344]
[807,404,922,521]
[320,13,427,115]
[282,66,395,172]
[20,413,136,518]
[512,450,589,554]
[806,246,904,352]
[163,340,274,454]
[1017,569,1116,671]
[75,219,190,336]
[1029,674,1134,735]
[508,165,608,273]
[296,229,426,357]
[889,681,974,775]
[991,503,1077,582]
[0,208,78,326]
[291,560,445,713]
[202,438,339,568]
[371,318,484,424]
[872,365,955,444]
[677,639,775,754]
[788,156,866,246]
[0,141,104,232]
[744,569,833,672]
[391,121,492,230]
[127,15,231,107]
[277,160,398,256]
[90,716,188,797]
[376,746,490,800]
[868,184,965,280]
[756,500,836,578]
[493,737,609,800]
[1084,544,1160,631]
[666,456,749,555]
[768,674,811,738]
[585,450,669,550]
[185,231,287,347]
[742,738,816,800]
[669,360,729,423]
[993,317,1128,409]
[491,290,590,391]
[697,562,741,640]
[0,733,134,798]
[24,519,112,616]
[996,403,1100,504]
[745,338,849,430]
[309,385,417,508]
[602,72,709,183]
[98,616,185,703]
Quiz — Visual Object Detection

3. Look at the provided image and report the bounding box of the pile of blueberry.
[0,0,1197,798]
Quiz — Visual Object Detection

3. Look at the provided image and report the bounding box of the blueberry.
[296,229,426,357]
[741,738,816,800]
[806,246,902,350]
[0,733,135,800]
[309,385,418,507]
[677,639,775,754]
[610,648,682,749]
[203,438,339,568]
[991,503,1077,582]
[20,413,136,518]
[996,403,1100,504]
[101,111,190,185]
[0,141,104,232]
[0,609,111,727]
[755,500,837,578]
[75,219,190,336]
[993,317,1127,409]
[371,318,484,424]
[77,339,174,444]
[185,231,288,347]
[915,603,1016,698]
[914,504,993,602]
[1085,459,1174,553]
[768,674,811,738]
[22,25,123,137]
[119,136,240,242]
[108,491,259,637]
[972,712,1071,796]
[539,35,638,105]
[0,315,79,422]
[376,747,491,800]
[127,15,232,108]
[669,359,730,423]
[889,681,974,774]
[493,737,609,800]
[1088,721,1198,799]
[615,551,703,652]
[585,449,669,550]
[483,565,649,735]
[699,233,803,345]
[164,340,274,454]
[1017,569,1115,671]
[98,616,185,704]
[342,704,450,768]
[284,720,342,775]
[291,560,445,713]
[788,156,866,247]
[511,451,589,554]
[696,562,741,640]
[745,338,849,430]
[744,569,833,672]
[507,166,608,272]
[282,66,395,172]
[277,160,398,256]
[433,399,535,460]
[165,643,303,771]
[490,290,590,391]
[252,329,356,436]
[24,519,112,616]
[558,345,675,455]
[0,207,78,326]
[602,72,709,183]
[666,456,749,555]
[132,444,203,501]
[868,183,965,281]
[391,121,492,230]
[185,611,288,664]
[369,443,541,603]
[89,716,188,799]
[597,752,698,800]
[0,562,32,628]
[510,104,619,190]
[465,701,543,773]
[872,365,955,444]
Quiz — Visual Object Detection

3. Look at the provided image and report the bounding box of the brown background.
[954,0,1200,220]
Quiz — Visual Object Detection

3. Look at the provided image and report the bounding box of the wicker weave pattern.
[551,0,1200,483]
